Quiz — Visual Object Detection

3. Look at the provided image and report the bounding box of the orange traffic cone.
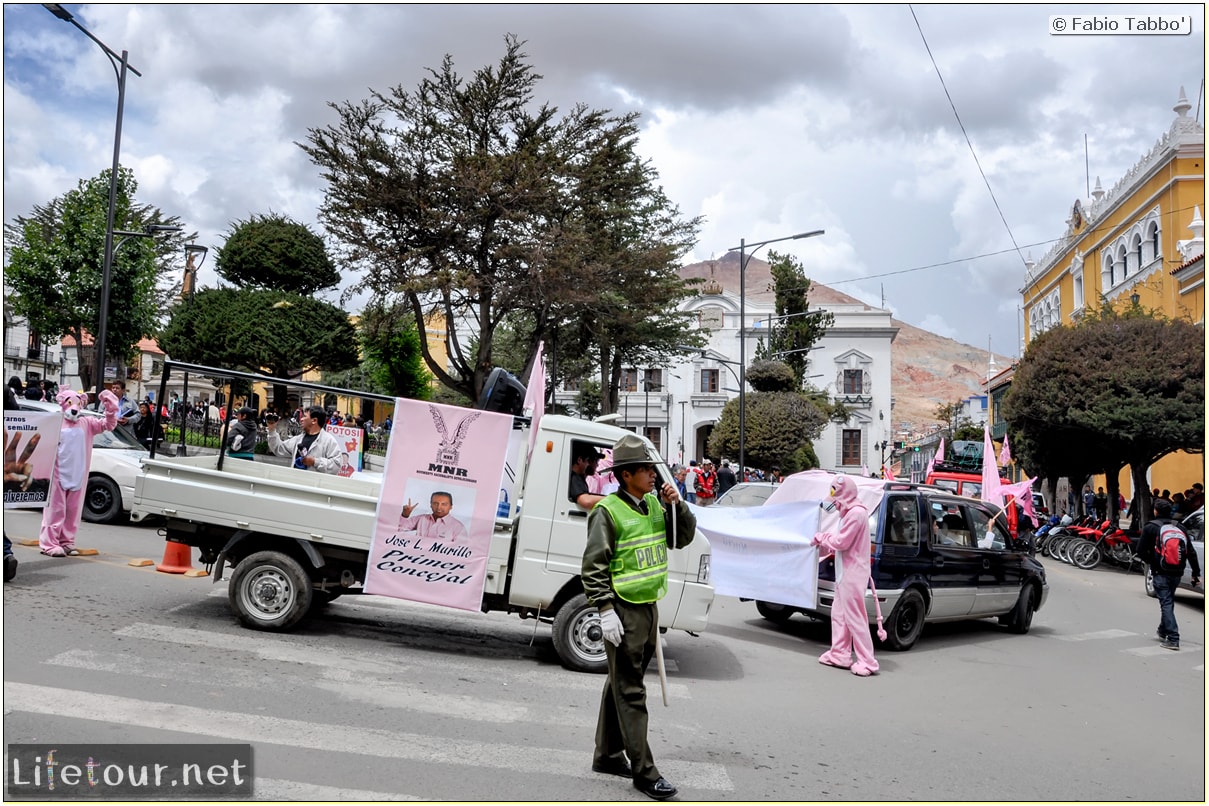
[156,541,208,577]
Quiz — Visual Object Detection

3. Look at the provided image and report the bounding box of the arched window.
[1102,253,1114,290]
[1129,234,1142,276]
[1147,220,1161,263]
[1114,244,1128,287]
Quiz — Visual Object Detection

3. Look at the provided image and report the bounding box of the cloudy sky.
[3,3,1204,358]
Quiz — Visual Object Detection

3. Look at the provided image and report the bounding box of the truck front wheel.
[551,593,608,674]
[229,550,313,631]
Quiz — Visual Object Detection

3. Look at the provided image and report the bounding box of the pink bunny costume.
[814,474,880,676]
[38,389,118,556]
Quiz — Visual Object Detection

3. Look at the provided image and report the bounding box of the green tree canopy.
[707,389,828,474]
[4,168,189,391]
[158,289,359,383]
[754,250,833,387]
[353,301,432,400]
[302,34,701,404]
[216,213,340,295]
[1002,306,1204,525]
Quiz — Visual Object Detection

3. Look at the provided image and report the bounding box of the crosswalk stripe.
[1053,628,1136,641]
[3,683,732,792]
[114,622,692,699]
[253,778,420,800]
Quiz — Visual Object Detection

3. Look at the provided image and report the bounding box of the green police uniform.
[583,488,695,788]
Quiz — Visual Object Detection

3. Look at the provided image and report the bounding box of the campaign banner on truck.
[327,423,364,477]
[364,399,512,611]
[3,410,62,509]
[690,501,821,609]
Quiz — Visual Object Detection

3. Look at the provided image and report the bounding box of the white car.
[17,399,147,524]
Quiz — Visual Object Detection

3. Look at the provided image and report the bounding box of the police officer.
[582,433,695,801]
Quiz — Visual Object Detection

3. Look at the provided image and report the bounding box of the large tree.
[707,359,829,473]
[216,213,341,294]
[301,35,701,404]
[4,168,189,391]
[1002,305,1204,525]
[754,250,833,387]
[158,216,359,411]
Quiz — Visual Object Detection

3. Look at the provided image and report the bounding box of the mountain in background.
[679,253,1013,434]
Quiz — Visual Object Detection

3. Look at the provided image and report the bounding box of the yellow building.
[1018,87,1205,501]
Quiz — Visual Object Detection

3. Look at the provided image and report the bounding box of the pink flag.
[936,437,945,462]
[980,423,1002,506]
[862,463,870,477]
[998,432,1012,466]
[1001,477,1037,526]
[882,463,896,481]
[522,341,546,457]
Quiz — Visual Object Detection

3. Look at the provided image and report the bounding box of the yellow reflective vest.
[596,493,668,604]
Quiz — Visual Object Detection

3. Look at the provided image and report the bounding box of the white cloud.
[2,2,1203,361]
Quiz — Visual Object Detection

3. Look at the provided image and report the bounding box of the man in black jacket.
[1137,499,1201,650]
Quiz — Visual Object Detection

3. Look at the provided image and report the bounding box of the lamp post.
[44,3,142,396]
[727,230,825,475]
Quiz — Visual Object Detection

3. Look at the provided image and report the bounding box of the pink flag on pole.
[1001,477,1037,526]
[926,437,944,478]
[998,432,1012,466]
[523,341,546,457]
[980,423,1002,506]
[882,463,896,481]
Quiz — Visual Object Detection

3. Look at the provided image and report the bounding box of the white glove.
[599,608,624,646]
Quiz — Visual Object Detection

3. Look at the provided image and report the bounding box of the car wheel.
[755,600,795,624]
[228,550,313,631]
[1006,584,1035,634]
[81,474,122,523]
[881,588,926,651]
[551,593,608,674]
[1144,566,1156,598]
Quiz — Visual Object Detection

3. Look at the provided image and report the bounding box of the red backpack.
[1155,522,1187,574]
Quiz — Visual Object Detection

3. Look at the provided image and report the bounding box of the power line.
[909,5,1028,270]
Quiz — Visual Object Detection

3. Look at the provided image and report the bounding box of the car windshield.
[95,423,147,451]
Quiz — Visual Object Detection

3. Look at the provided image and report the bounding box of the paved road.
[3,510,1204,801]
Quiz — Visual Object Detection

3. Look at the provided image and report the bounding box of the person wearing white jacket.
[266,405,343,475]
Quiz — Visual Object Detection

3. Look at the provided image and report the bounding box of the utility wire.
[909,5,1028,269]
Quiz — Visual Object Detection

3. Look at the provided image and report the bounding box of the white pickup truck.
[131,363,713,672]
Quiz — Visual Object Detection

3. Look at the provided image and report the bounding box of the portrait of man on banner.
[365,399,513,612]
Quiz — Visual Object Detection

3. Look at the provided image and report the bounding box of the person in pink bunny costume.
[38,388,118,557]
[812,474,880,676]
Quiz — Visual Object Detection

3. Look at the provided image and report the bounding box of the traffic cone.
[156,541,208,577]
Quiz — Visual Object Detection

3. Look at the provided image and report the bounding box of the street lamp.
[44,3,142,395]
[727,229,825,475]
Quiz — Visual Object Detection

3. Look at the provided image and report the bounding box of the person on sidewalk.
[582,434,696,801]
[1137,498,1201,650]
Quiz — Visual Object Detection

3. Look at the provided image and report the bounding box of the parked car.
[1144,506,1204,597]
[713,481,778,508]
[17,399,147,523]
[755,471,1049,651]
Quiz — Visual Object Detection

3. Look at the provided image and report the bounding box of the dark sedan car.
[755,480,1049,651]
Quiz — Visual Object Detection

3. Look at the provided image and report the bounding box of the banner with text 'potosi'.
[364,398,512,611]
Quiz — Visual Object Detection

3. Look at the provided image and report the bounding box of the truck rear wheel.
[551,593,608,674]
[229,550,313,631]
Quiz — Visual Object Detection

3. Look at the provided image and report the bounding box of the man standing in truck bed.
[582,433,695,801]
[265,405,342,474]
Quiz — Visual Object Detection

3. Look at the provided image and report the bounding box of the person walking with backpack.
[1138,499,1200,650]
